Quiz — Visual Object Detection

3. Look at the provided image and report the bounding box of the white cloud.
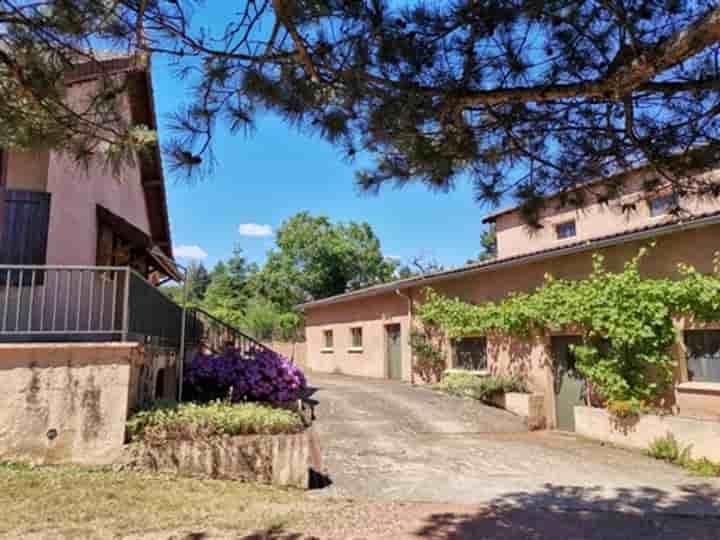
[238,223,273,237]
[174,245,208,260]
[385,255,402,261]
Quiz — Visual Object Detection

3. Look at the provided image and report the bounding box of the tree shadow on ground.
[413,483,720,539]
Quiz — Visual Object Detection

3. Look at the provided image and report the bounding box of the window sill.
[677,381,720,393]
[445,368,490,376]
[320,348,334,354]
[347,347,364,353]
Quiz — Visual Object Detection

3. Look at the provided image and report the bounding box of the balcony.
[0,265,269,355]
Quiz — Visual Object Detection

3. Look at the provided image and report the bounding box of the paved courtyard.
[308,373,720,519]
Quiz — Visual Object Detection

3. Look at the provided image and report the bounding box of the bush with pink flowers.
[183,346,307,404]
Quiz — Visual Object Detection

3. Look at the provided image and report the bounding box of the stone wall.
[0,342,178,465]
[489,392,546,430]
[123,430,318,488]
[575,406,720,461]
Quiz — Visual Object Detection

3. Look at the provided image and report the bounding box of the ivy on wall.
[416,245,720,404]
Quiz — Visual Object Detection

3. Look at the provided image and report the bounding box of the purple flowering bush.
[183,346,307,404]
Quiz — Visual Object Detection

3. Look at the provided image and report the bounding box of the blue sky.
[152,59,498,272]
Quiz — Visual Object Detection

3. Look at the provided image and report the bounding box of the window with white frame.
[323,329,334,349]
[350,327,363,348]
[555,220,577,240]
[454,337,488,371]
[684,330,720,383]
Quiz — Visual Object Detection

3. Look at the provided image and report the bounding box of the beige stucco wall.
[494,170,720,259]
[43,80,151,266]
[305,223,720,427]
[575,405,720,461]
[0,342,177,466]
[263,341,307,369]
[305,293,411,380]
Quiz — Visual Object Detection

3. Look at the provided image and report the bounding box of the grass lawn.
[0,462,421,539]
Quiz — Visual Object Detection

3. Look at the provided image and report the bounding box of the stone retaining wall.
[488,392,546,430]
[123,430,318,488]
[575,406,720,461]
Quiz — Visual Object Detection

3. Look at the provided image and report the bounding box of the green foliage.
[682,457,720,477]
[203,249,257,315]
[647,433,682,463]
[409,329,446,383]
[126,401,303,444]
[647,433,720,477]
[436,372,527,402]
[252,212,397,310]
[417,246,720,404]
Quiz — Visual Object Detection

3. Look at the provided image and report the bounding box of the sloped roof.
[299,210,720,309]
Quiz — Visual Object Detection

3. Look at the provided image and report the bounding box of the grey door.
[386,324,402,380]
[551,336,585,431]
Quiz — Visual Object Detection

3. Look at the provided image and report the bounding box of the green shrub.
[647,433,681,462]
[127,401,304,444]
[681,457,720,477]
[646,433,720,477]
[436,372,527,402]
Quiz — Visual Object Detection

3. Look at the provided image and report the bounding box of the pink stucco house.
[0,53,177,280]
[0,53,188,465]
[301,166,720,430]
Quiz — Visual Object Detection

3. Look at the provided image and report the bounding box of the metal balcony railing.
[0,265,182,346]
[0,265,274,354]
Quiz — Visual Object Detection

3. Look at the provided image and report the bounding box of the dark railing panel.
[127,270,183,347]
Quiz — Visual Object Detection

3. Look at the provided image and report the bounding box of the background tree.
[252,212,397,308]
[186,261,211,303]
[397,255,445,279]
[196,212,394,339]
[468,225,498,264]
[2,2,720,218]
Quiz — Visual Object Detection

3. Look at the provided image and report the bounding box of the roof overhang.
[299,211,720,310]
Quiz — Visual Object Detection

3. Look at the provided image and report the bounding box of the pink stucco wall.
[305,292,412,380]
[37,80,151,266]
[494,170,720,259]
[304,223,720,427]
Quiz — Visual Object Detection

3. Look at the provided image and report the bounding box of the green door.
[551,336,585,431]
[386,324,402,380]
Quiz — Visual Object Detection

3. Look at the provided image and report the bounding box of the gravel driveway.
[308,373,720,519]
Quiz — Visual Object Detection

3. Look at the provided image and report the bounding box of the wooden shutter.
[0,190,51,266]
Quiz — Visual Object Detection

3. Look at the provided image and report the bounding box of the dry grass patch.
[0,461,306,538]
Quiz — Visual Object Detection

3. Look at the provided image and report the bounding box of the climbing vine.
[416,245,720,404]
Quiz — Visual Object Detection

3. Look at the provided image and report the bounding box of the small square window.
[555,220,576,240]
[323,330,334,349]
[454,337,488,370]
[649,194,677,217]
[350,327,363,348]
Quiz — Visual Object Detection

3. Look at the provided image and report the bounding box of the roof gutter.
[299,213,720,309]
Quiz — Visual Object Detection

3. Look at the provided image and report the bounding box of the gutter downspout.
[395,288,415,385]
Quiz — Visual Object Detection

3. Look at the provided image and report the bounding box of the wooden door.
[386,324,402,380]
[551,335,585,431]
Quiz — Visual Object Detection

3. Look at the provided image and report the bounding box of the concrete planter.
[122,430,318,488]
[488,392,546,430]
[574,406,720,461]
